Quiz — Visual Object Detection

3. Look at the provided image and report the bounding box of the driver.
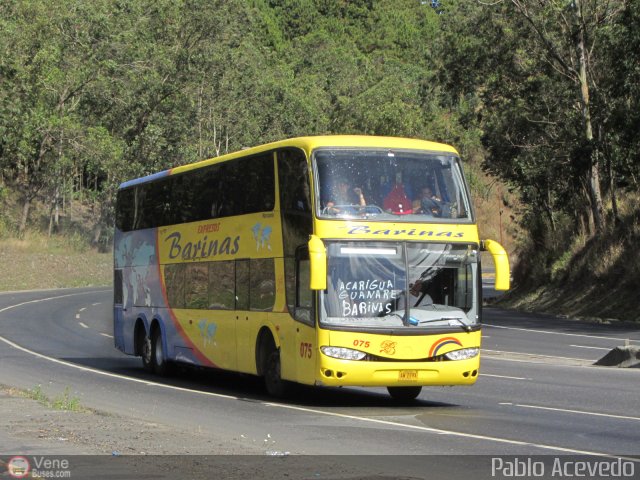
[412,187,442,216]
[325,180,366,213]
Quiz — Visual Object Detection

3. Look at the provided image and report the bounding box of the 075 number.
[300,342,313,359]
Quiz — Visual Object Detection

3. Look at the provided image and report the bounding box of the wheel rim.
[142,336,152,365]
[154,333,164,367]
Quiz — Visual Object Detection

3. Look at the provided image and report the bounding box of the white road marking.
[0,331,624,457]
[264,401,638,460]
[570,344,611,351]
[92,303,101,306]
[75,314,81,319]
[79,322,89,329]
[483,349,589,363]
[79,308,86,312]
[485,323,639,343]
[0,290,105,315]
[481,373,529,380]
[504,403,640,422]
[100,333,114,339]
[0,290,635,459]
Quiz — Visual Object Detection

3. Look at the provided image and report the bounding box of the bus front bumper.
[314,355,481,387]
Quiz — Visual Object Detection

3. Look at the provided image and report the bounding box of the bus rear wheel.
[141,334,153,372]
[387,386,422,401]
[151,328,169,376]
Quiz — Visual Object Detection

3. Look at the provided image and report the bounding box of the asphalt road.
[0,287,639,478]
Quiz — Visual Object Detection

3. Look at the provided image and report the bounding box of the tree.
[0,0,107,235]
[506,0,629,232]
[440,0,626,236]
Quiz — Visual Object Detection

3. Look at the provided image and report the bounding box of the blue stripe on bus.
[119,170,172,189]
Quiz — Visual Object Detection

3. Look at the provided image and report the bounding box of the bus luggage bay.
[113,135,510,400]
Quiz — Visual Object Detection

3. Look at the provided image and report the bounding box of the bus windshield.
[320,242,479,330]
[314,148,472,221]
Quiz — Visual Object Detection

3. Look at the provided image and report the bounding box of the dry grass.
[469,167,519,258]
[0,188,112,291]
[500,192,640,323]
[0,232,111,291]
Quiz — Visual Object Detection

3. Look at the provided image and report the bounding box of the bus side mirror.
[481,239,510,291]
[308,235,327,290]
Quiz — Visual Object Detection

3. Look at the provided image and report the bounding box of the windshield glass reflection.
[320,242,478,330]
[314,148,472,222]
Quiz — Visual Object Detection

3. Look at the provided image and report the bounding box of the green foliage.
[52,387,83,412]
[438,0,637,288]
[25,385,84,412]
[26,385,49,405]
[0,0,638,300]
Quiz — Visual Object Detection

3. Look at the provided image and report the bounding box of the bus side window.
[165,263,186,308]
[114,269,124,305]
[277,148,312,258]
[208,261,234,310]
[132,186,146,230]
[115,189,134,232]
[235,260,249,310]
[185,263,209,309]
[249,258,275,312]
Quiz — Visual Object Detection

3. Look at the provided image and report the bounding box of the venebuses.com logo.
[5,456,71,478]
[7,456,30,478]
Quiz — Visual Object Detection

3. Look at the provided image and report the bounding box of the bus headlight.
[444,347,479,361]
[321,346,367,361]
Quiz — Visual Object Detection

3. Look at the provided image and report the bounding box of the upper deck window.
[314,148,472,222]
[115,152,275,232]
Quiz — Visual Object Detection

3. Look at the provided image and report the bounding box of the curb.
[594,346,640,368]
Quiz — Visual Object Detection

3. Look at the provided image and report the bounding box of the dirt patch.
[0,386,252,455]
[0,386,412,479]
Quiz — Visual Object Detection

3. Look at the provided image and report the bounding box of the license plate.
[398,370,418,381]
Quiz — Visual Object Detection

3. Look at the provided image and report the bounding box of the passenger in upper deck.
[325,179,366,214]
[383,172,412,214]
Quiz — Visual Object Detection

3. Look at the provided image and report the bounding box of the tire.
[264,349,289,398]
[151,328,169,376]
[387,386,422,401]
[141,334,153,372]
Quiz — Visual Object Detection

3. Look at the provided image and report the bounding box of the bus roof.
[118,135,459,190]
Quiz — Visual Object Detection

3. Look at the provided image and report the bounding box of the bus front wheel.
[264,349,289,398]
[387,386,422,401]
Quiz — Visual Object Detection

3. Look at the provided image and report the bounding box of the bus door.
[235,257,280,375]
[293,247,317,384]
[233,259,254,373]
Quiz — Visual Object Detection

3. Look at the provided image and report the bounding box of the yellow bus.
[113,135,510,400]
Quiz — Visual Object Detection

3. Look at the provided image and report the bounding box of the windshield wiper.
[414,316,473,332]
[380,312,409,326]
